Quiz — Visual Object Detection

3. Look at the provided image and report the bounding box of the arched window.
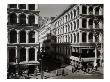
[82,32,86,42]
[29,4,35,10]
[20,30,26,43]
[89,6,93,14]
[68,24,70,32]
[77,6,79,16]
[66,15,68,22]
[71,34,73,43]
[77,33,79,43]
[95,7,99,15]
[29,15,35,25]
[9,13,17,24]
[89,32,93,42]
[74,33,76,43]
[70,11,73,19]
[82,18,87,28]
[74,10,76,17]
[19,14,26,24]
[77,19,79,29]
[89,19,93,26]
[29,48,35,61]
[10,30,17,43]
[82,5,87,14]
[74,21,76,30]
[20,48,26,62]
[29,31,35,43]
[70,22,73,30]
[19,4,26,9]
[68,14,70,21]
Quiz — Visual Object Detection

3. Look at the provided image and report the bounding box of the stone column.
[35,4,38,10]
[35,47,38,61]
[86,32,89,43]
[94,46,97,67]
[93,34,95,42]
[79,5,82,14]
[26,4,28,10]
[93,21,95,29]
[16,13,19,24]
[79,18,82,28]
[35,15,38,24]
[26,47,29,62]
[87,5,89,15]
[17,4,19,9]
[93,7,96,15]
[87,18,89,29]
[17,30,20,43]
[26,30,29,43]
[26,14,29,24]
[35,31,38,43]
[79,31,82,43]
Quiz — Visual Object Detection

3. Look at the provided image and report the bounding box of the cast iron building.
[7,4,40,74]
[39,4,104,65]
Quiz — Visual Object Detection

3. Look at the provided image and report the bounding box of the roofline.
[50,4,76,24]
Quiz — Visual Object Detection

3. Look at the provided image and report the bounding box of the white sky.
[39,4,70,17]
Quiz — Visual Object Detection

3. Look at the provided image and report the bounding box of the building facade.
[7,4,40,74]
[39,4,104,65]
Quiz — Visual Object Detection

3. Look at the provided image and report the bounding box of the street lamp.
[38,48,44,79]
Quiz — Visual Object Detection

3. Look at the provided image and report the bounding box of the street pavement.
[8,65,103,79]
[31,65,104,79]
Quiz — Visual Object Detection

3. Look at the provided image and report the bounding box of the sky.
[38,4,70,17]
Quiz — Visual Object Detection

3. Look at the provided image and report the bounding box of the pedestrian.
[56,69,58,76]
[62,68,65,76]
[72,67,75,73]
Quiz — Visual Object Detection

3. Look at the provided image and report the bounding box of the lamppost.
[15,57,20,76]
[38,47,44,79]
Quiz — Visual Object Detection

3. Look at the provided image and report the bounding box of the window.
[10,30,17,43]
[66,15,68,22]
[89,32,93,42]
[82,5,87,14]
[19,4,26,9]
[74,10,76,17]
[9,13,17,24]
[29,4,35,10]
[10,4,17,8]
[9,48,16,62]
[29,15,35,25]
[70,22,73,30]
[70,11,73,19]
[74,21,76,30]
[77,6,79,16]
[20,31,26,43]
[82,18,87,28]
[89,19,93,25]
[95,7,99,15]
[29,48,35,61]
[19,14,26,24]
[82,32,86,42]
[71,34,73,43]
[77,33,79,43]
[29,31,35,43]
[77,19,79,29]
[89,6,93,14]
[20,48,26,61]
[74,34,76,43]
